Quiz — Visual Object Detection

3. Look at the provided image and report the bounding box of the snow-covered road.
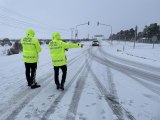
[0,41,160,120]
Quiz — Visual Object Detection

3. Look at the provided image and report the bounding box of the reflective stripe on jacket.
[49,32,81,66]
[21,37,42,63]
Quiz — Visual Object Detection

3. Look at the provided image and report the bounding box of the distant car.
[92,40,99,46]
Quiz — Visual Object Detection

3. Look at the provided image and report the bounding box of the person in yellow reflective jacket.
[21,29,42,89]
[49,32,83,90]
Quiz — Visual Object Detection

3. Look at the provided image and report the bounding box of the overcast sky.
[0,0,160,39]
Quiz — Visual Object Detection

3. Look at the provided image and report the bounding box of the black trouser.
[25,63,37,85]
[54,65,67,87]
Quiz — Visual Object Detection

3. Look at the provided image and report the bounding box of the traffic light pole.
[97,22,112,44]
[75,21,90,40]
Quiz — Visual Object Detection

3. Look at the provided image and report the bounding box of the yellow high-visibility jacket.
[49,32,81,66]
[21,29,42,63]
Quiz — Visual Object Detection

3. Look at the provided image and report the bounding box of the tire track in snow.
[94,48,160,96]
[3,72,54,120]
[90,67,135,120]
[65,54,92,120]
[68,50,88,66]
[0,52,85,120]
[99,47,160,85]
[0,48,89,90]
[0,68,52,116]
[41,61,86,120]
[128,75,160,96]
[41,49,90,120]
[107,67,118,98]
[90,48,136,120]
[99,47,160,74]
[106,68,136,120]
[0,61,52,95]
[0,50,84,90]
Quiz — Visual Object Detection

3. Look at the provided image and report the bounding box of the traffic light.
[97,22,99,26]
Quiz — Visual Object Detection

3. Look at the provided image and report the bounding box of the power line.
[0,5,68,32]
[0,21,52,35]
[0,14,50,31]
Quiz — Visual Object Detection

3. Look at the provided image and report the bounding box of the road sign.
[152,36,157,42]
[94,35,104,37]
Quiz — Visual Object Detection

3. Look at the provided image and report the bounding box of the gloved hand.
[81,44,83,48]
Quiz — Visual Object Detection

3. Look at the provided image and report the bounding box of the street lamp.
[75,21,90,39]
[97,21,112,43]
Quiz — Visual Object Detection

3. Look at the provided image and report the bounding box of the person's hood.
[26,29,35,38]
[52,32,61,41]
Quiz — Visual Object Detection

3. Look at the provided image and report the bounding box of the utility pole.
[87,33,90,39]
[70,28,74,40]
[75,29,78,40]
[133,25,138,49]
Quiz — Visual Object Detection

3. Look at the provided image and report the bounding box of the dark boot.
[28,80,33,86]
[56,85,60,90]
[60,83,64,91]
[31,83,41,89]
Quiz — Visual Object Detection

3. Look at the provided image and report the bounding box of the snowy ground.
[0,41,160,120]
